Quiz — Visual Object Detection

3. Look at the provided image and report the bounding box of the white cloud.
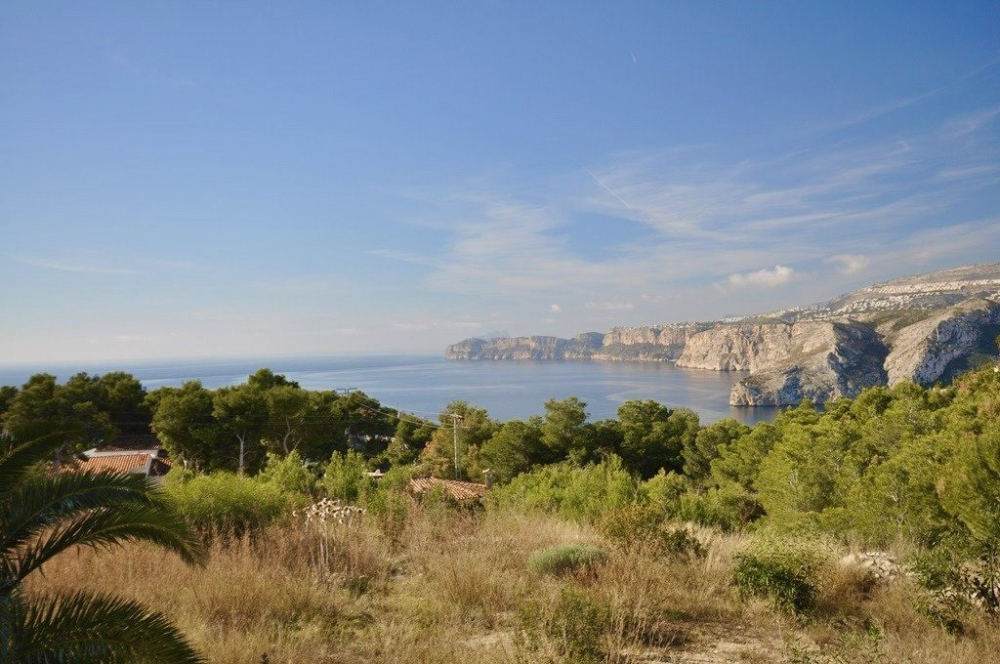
[352,104,1000,332]
[549,303,562,313]
[585,301,635,311]
[827,254,871,275]
[331,328,361,336]
[941,105,1000,139]
[12,254,136,274]
[442,321,481,329]
[391,322,430,331]
[725,265,798,289]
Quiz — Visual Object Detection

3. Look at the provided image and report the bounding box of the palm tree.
[0,431,206,663]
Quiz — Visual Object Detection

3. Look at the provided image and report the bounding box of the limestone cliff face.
[883,299,1000,385]
[444,325,704,362]
[443,263,1000,407]
[678,323,800,371]
[729,322,888,406]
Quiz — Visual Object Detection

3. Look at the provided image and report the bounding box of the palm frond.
[1,471,168,554]
[0,431,68,496]
[9,505,205,584]
[10,589,204,663]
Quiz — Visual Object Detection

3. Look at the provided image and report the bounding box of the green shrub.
[488,455,639,523]
[676,482,763,532]
[642,469,689,515]
[519,586,611,663]
[163,464,194,485]
[734,539,823,614]
[735,555,816,614]
[527,543,608,576]
[258,450,317,497]
[597,504,704,559]
[361,466,411,541]
[322,450,374,502]
[164,471,292,534]
[908,544,997,626]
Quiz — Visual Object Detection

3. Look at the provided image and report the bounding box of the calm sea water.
[0,355,778,425]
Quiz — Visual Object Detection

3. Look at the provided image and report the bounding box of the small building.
[60,435,173,485]
[408,477,489,502]
[64,452,173,484]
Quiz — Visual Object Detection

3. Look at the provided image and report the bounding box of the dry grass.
[23,506,1000,663]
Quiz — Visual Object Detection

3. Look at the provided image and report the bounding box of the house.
[63,452,173,484]
[60,435,173,485]
[408,477,490,502]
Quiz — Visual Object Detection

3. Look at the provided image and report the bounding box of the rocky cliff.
[882,298,1000,385]
[444,263,1000,406]
[728,321,889,406]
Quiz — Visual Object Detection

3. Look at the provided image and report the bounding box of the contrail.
[579,163,633,209]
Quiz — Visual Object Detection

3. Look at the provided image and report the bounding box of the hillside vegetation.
[4,362,1000,661]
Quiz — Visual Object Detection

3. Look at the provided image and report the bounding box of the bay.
[0,355,778,425]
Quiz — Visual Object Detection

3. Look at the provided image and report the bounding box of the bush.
[527,543,608,576]
[164,471,292,534]
[258,450,317,497]
[519,586,611,663]
[360,466,411,541]
[597,504,704,559]
[642,469,689,515]
[488,455,640,523]
[322,450,374,502]
[676,482,763,532]
[734,539,823,614]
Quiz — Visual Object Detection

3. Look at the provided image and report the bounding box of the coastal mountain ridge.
[445,263,1000,406]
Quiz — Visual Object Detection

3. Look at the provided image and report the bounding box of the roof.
[409,477,489,501]
[61,453,172,477]
[64,453,153,475]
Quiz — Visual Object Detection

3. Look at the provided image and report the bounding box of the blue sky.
[2,2,999,363]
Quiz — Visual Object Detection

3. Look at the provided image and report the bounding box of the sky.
[2,2,999,364]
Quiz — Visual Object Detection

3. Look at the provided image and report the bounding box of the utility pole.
[449,413,463,479]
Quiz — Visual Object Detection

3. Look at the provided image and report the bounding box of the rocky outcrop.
[444,263,1000,407]
[677,323,811,371]
[444,325,704,362]
[444,333,606,361]
[444,336,567,361]
[729,322,888,406]
[883,298,1000,385]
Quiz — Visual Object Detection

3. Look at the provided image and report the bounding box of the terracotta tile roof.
[409,477,489,501]
[64,454,153,475]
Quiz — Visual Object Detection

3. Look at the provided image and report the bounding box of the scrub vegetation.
[4,361,1000,662]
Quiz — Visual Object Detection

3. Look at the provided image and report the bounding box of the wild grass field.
[25,505,1000,663]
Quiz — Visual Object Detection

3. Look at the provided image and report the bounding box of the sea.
[0,355,779,426]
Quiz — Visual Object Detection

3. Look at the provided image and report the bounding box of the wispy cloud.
[11,255,137,275]
[941,105,1000,139]
[723,265,799,289]
[826,254,871,275]
[373,102,1000,321]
